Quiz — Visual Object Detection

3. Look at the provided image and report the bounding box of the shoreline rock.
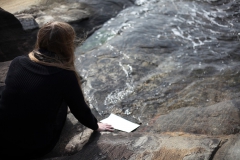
[0,8,28,61]
[1,0,240,160]
[45,132,225,160]
[15,14,39,30]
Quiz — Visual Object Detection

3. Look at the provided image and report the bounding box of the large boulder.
[75,0,240,128]
[0,0,135,62]
[0,8,26,61]
[2,0,240,159]
[17,0,135,38]
[24,2,92,28]
[70,0,240,159]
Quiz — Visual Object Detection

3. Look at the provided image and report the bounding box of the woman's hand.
[97,122,114,132]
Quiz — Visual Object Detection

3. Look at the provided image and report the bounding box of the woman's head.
[30,21,77,70]
[35,21,76,64]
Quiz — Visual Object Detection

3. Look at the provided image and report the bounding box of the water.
[74,0,240,132]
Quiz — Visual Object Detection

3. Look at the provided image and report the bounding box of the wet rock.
[1,0,240,159]
[0,0,134,60]
[47,132,221,160]
[30,2,92,28]
[70,0,240,158]
[75,0,240,129]
[15,14,39,30]
[17,0,135,38]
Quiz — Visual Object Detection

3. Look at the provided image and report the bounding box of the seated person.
[0,21,113,159]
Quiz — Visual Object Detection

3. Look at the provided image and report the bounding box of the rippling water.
[75,0,240,129]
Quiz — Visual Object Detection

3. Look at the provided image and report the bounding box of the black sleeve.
[63,71,98,130]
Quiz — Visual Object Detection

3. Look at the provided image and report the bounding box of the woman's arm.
[63,71,114,132]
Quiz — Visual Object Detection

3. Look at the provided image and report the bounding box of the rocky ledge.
[1,0,240,160]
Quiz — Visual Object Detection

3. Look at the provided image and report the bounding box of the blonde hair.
[29,21,76,71]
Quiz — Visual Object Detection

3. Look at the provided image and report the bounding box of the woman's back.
[0,55,71,158]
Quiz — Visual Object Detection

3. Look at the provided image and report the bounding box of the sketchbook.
[100,113,140,133]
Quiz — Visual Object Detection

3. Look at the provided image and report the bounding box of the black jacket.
[0,55,98,158]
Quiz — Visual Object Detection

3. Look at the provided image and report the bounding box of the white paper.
[100,113,140,133]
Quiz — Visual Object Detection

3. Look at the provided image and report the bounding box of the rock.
[144,100,240,136]
[15,14,38,30]
[0,0,41,14]
[0,8,37,62]
[32,2,92,28]
[213,134,240,160]
[70,0,240,158]
[1,0,135,62]
[74,0,240,130]
[46,132,222,160]
[0,8,25,61]
[17,0,135,38]
[2,0,240,159]
[0,60,11,87]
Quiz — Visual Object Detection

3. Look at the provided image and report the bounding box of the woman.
[0,21,113,159]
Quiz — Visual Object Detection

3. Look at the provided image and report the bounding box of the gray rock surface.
[32,2,92,28]
[47,132,222,160]
[213,134,240,160]
[146,100,240,135]
[15,14,39,30]
[1,0,240,159]
[75,0,240,128]
[72,0,240,159]
[17,0,135,38]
